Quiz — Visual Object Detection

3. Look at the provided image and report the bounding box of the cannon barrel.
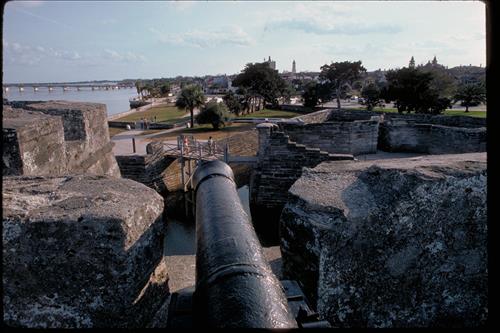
[192,160,297,328]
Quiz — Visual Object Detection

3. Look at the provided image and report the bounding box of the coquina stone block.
[2,106,67,176]
[3,175,169,328]
[5,101,121,177]
[280,153,487,327]
[378,113,486,154]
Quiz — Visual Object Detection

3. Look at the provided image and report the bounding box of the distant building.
[292,60,296,74]
[227,79,237,92]
[264,56,276,70]
[203,75,229,94]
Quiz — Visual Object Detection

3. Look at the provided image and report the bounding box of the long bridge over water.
[3,83,135,93]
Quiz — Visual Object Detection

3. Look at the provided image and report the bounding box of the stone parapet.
[277,109,381,156]
[2,106,67,176]
[250,128,353,240]
[3,175,169,328]
[379,114,486,154]
[4,101,121,177]
[280,153,487,327]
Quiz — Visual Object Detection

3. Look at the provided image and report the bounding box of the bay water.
[3,86,138,116]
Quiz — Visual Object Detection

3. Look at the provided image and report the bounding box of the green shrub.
[196,101,231,130]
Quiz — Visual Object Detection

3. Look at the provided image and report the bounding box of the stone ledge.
[3,175,168,328]
[281,152,487,327]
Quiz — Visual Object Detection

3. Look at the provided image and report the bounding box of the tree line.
[134,78,172,99]
[303,56,486,114]
[175,61,293,129]
[174,56,486,130]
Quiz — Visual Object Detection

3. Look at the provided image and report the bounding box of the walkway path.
[111,130,149,155]
[111,125,209,156]
[111,109,202,156]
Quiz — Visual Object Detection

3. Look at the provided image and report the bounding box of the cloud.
[151,26,254,48]
[103,49,146,63]
[4,40,85,66]
[3,39,146,69]
[266,18,402,36]
[263,2,401,36]
[3,41,41,66]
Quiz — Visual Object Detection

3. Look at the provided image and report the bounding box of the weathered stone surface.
[378,113,486,154]
[282,109,380,155]
[280,153,487,327]
[6,101,121,177]
[3,175,169,328]
[116,147,177,195]
[2,106,67,176]
[250,126,353,241]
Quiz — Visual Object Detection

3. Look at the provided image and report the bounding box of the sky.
[2,0,487,83]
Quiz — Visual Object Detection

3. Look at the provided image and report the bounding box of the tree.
[319,60,366,110]
[454,82,486,112]
[234,87,253,114]
[381,67,451,114]
[223,91,243,115]
[196,101,230,130]
[302,82,332,107]
[159,83,171,97]
[143,82,154,97]
[418,57,456,97]
[361,82,384,111]
[428,97,452,114]
[280,83,296,105]
[381,67,432,113]
[302,82,320,107]
[232,62,288,108]
[432,56,438,66]
[409,56,416,69]
[175,84,205,128]
[135,80,144,99]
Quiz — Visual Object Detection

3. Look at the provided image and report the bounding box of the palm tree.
[454,82,486,112]
[135,80,143,99]
[175,84,205,128]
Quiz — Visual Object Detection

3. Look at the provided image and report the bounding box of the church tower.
[292,60,296,73]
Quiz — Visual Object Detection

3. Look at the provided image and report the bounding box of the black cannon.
[192,160,297,328]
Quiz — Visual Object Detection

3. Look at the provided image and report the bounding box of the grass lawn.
[443,110,486,118]
[238,108,304,119]
[114,106,190,123]
[108,127,128,138]
[150,122,254,141]
[350,107,486,118]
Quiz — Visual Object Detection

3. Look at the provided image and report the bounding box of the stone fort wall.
[3,175,169,328]
[249,123,353,235]
[115,142,178,195]
[378,113,486,154]
[3,101,170,328]
[3,101,120,177]
[281,109,380,155]
[280,153,487,327]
